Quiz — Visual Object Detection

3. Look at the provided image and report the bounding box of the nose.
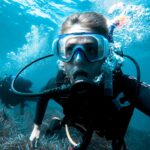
[72,50,87,64]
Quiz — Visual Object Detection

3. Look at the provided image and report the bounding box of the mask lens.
[56,33,107,62]
[65,43,76,59]
[57,36,73,61]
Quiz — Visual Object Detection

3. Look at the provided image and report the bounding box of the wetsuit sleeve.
[34,96,49,125]
[121,75,150,116]
[34,78,56,125]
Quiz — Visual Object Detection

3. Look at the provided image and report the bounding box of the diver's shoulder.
[45,77,57,89]
[113,70,136,81]
[44,70,67,89]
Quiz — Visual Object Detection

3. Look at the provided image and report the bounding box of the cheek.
[63,61,103,79]
[64,63,72,74]
[89,62,102,75]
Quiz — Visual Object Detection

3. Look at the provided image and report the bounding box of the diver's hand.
[29,124,40,149]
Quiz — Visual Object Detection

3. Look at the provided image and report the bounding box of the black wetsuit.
[34,71,150,149]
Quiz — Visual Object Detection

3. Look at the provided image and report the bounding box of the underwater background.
[0,0,150,149]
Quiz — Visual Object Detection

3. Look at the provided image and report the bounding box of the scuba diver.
[0,75,33,114]
[17,12,150,149]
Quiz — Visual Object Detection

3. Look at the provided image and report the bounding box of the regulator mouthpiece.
[71,75,94,94]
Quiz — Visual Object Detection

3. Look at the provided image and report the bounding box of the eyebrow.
[66,37,96,45]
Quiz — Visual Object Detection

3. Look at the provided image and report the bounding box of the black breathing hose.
[109,23,141,97]
[11,54,70,97]
[11,53,141,99]
[123,54,141,97]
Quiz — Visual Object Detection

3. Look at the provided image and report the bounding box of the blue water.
[0,0,150,147]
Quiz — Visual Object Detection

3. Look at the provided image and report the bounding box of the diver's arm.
[30,96,49,143]
[135,81,150,116]
[121,75,150,116]
[30,71,65,143]
[34,77,58,125]
[34,96,49,125]
[30,78,56,143]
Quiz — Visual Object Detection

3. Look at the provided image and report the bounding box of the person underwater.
[11,12,150,150]
[0,75,35,115]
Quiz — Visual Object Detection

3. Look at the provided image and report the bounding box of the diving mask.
[52,32,110,62]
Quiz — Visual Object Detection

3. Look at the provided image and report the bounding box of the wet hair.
[61,12,108,38]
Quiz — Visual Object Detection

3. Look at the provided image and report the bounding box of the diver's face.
[61,24,104,83]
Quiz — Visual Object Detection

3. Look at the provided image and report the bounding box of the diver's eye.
[65,44,76,56]
[84,43,98,51]
[84,43,98,59]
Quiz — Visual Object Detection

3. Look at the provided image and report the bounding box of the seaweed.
[0,104,150,150]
